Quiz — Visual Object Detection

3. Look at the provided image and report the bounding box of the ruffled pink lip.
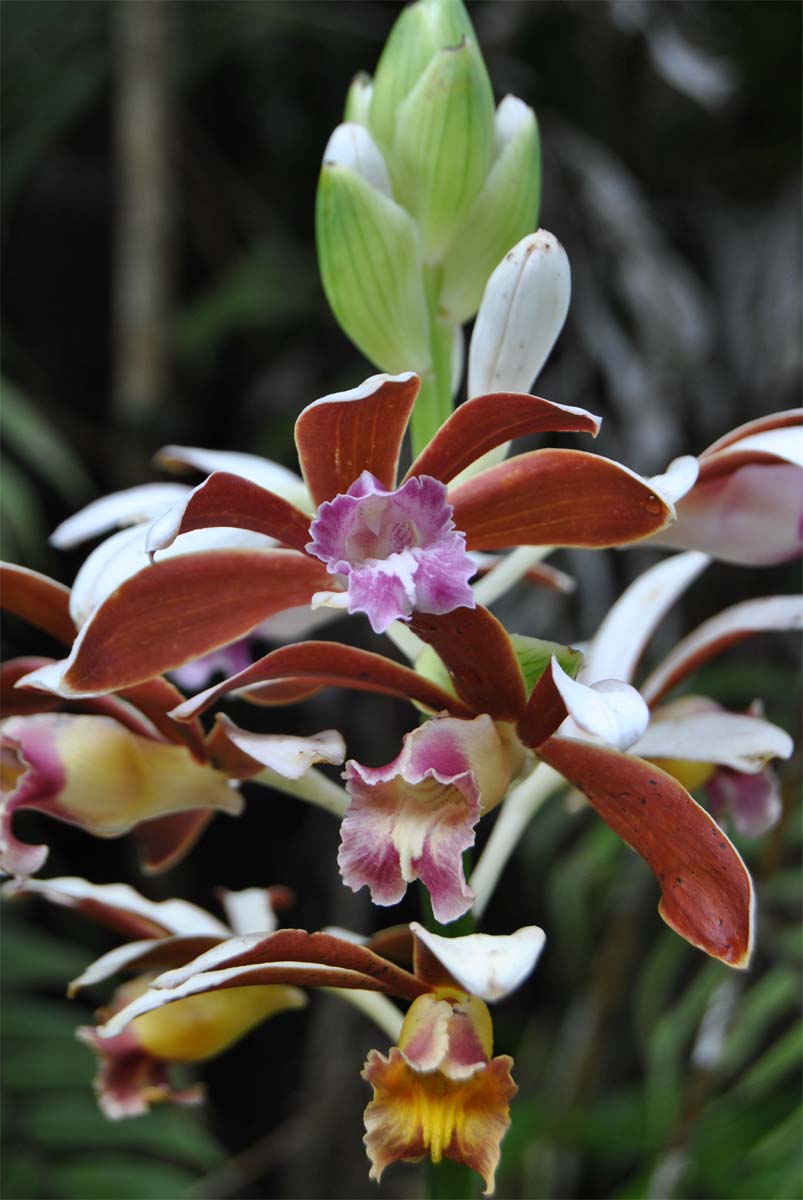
[307,471,476,633]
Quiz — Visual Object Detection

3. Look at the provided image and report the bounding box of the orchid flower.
[162,602,755,967]
[85,914,545,1193]
[16,372,683,698]
[1,563,345,875]
[578,550,800,826]
[3,876,305,1118]
[647,410,803,565]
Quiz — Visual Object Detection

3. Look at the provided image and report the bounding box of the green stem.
[409,267,455,457]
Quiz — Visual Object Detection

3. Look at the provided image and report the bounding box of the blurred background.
[1,2,801,1198]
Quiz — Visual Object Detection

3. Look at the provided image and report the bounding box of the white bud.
[468,230,571,399]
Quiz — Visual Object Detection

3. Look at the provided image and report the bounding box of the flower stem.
[324,987,403,1041]
[470,763,565,918]
[472,545,555,608]
[410,267,455,457]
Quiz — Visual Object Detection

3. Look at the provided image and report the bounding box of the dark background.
[2,3,801,1198]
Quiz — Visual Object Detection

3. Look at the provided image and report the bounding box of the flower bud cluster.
[315,0,560,445]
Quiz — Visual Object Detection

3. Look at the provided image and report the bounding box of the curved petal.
[19,550,331,697]
[409,607,526,721]
[132,810,216,875]
[651,461,803,566]
[145,472,311,555]
[449,449,675,550]
[295,372,420,506]
[632,709,794,772]
[1,563,74,644]
[206,713,345,781]
[581,551,710,685]
[537,737,754,968]
[170,641,474,723]
[70,524,279,629]
[50,484,190,550]
[642,595,803,706]
[2,874,228,938]
[404,393,601,487]
[700,409,803,457]
[410,923,546,1002]
[549,662,649,751]
[154,444,310,510]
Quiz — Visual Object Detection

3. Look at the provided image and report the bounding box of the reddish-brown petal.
[171,641,474,723]
[641,596,803,708]
[3,657,192,748]
[449,450,674,550]
[60,550,331,695]
[1,563,75,644]
[133,810,217,874]
[236,678,324,707]
[405,393,601,486]
[146,472,312,554]
[295,374,420,506]
[154,929,427,1001]
[2,658,62,716]
[121,678,207,763]
[515,660,570,749]
[537,737,753,968]
[409,607,526,721]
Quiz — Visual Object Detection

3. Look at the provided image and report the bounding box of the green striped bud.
[368,0,474,154]
[316,123,431,375]
[439,96,541,324]
[391,37,495,264]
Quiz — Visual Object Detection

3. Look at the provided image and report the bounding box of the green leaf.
[1,377,94,504]
[56,1156,198,1200]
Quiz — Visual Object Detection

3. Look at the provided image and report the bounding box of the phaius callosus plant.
[2,1,802,1194]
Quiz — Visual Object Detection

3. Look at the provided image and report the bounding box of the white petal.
[1,876,228,936]
[154,446,311,511]
[50,484,191,550]
[410,922,546,1003]
[642,595,803,706]
[716,426,803,468]
[215,714,345,780]
[218,888,279,936]
[468,230,571,399]
[632,710,794,772]
[551,659,649,751]
[582,551,710,685]
[648,455,699,503]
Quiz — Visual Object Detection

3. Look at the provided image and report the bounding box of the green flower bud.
[369,0,474,153]
[316,124,431,375]
[344,71,373,125]
[391,38,495,264]
[439,96,541,324]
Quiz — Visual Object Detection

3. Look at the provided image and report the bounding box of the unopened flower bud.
[440,97,541,324]
[391,37,495,264]
[468,230,571,400]
[316,125,431,374]
[368,0,475,153]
